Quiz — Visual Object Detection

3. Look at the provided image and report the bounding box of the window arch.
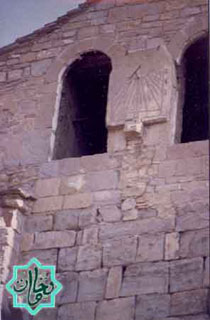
[180,35,208,143]
[53,50,112,160]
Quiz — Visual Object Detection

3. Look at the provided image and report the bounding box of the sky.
[0,0,84,48]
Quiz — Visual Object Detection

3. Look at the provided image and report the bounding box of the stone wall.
[0,0,209,319]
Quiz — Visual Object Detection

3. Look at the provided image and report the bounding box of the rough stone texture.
[56,272,78,304]
[58,247,78,271]
[180,228,209,258]
[54,210,79,231]
[136,233,164,262]
[33,230,76,249]
[121,262,169,296]
[136,293,170,319]
[98,205,122,222]
[96,297,135,320]
[76,245,101,271]
[78,269,107,302]
[58,302,96,320]
[63,193,93,209]
[105,266,122,299]
[24,214,53,232]
[170,258,204,292]
[165,232,179,260]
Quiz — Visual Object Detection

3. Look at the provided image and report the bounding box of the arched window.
[53,51,112,160]
[180,36,208,143]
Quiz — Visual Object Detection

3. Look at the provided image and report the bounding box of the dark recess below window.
[181,36,208,143]
[53,51,112,159]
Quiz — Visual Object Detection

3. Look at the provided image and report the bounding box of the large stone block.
[93,190,121,205]
[33,196,63,213]
[96,297,135,320]
[106,266,122,299]
[24,215,53,233]
[86,170,119,191]
[63,193,93,209]
[99,218,174,241]
[103,237,137,267]
[54,210,79,231]
[165,232,179,260]
[137,234,164,262]
[82,226,99,245]
[33,308,57,320]
[31,59,52,76]
[58,247,78,271]
[79,208,97,229]
[170,289,208,316]
[121,262,168,296]
[60,175,86,195]
[136,294,170,319]
[204,257,209,287]
[180,228,209,258]
[81,154,119,172]
[21,249,58,266]
[76,245,101,271]
[34,231,76,249]
[35,178,60,198]
[56,272,78,304]
[98,205,122,222]
[58,302,96,320]
[78,269,108,302]
[170,258,203,292]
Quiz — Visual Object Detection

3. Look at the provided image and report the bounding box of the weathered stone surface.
[136,294,170,319]
[100,218,174,241]
[170,258,203,292]
[180,228,209,258]
[103,237,137,267]
[33,308,57,320]
[123,209,138,221]
[165,232,179,260]
[33,196,63,213]
[82,226,98,245]
[81,154,119,172]
[58,247,78,271]
[137,208,157,219]
[121,262,168,296]
[93,190,121,205]
[58,302,96,320]
[86,170,119,191]
[21,233,34,252]
[60,175,86,195]
[76,245,101,271]
[137,233,164,262]
[54,210,78,230]
[24,215,53,232]
[170,289,208,316]
[106,266,122,299]
[34,231,76,249]
[99,205,122,222]
[31,59,52,76]
[21,249,57,265]
[56,272,78,304]
[121,198,136,211]
[96,297,135,320]
[63,193,93,209]
[176,202,209,231]
[78,269,107,302]
[35,178,60,198]
[0,72,6,82]
[79,208,97,228]
[8,69,22,80]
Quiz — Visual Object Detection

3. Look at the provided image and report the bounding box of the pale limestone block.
[31,59,52,76]
[25,215,53,233]
[78,269,108,302]
[96,297,135,320]
[8,69,22,80]
[54,210,78,231]
[63,193,93,210]
[33,308,57,320]
[21,249,57,266]
[170,258,204,292]
[34,231,76,249]
[106,266,122,299]
[180,228,209,258]
[56,272,78,304]
[35,178,60,197]
[137,234,164,262]
[121,198,136,211]
[121,262,168,296]
[58,247,78,271]
[33,196,63,213]
[82,226,98,245]
[76,245,101,271]
[79,209,97,228]
[93,191,121,205]
[21,233,34,252]
[103,237,137,267]
[136,294,170,319]
[60,175,86,195]
[170,289,208,316]
[11,210,23,234]
[122,209,138,221]
[99,205,122,222]
[86,170,119,191]
[165,232,179,260]
[58,302,96,320]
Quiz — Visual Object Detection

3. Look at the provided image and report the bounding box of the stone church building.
[0,0,209,319]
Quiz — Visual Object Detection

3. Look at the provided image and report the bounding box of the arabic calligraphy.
[13,266,55,308]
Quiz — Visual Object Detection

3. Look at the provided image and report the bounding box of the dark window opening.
[53,51,112,159]
[181,36,208,143]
